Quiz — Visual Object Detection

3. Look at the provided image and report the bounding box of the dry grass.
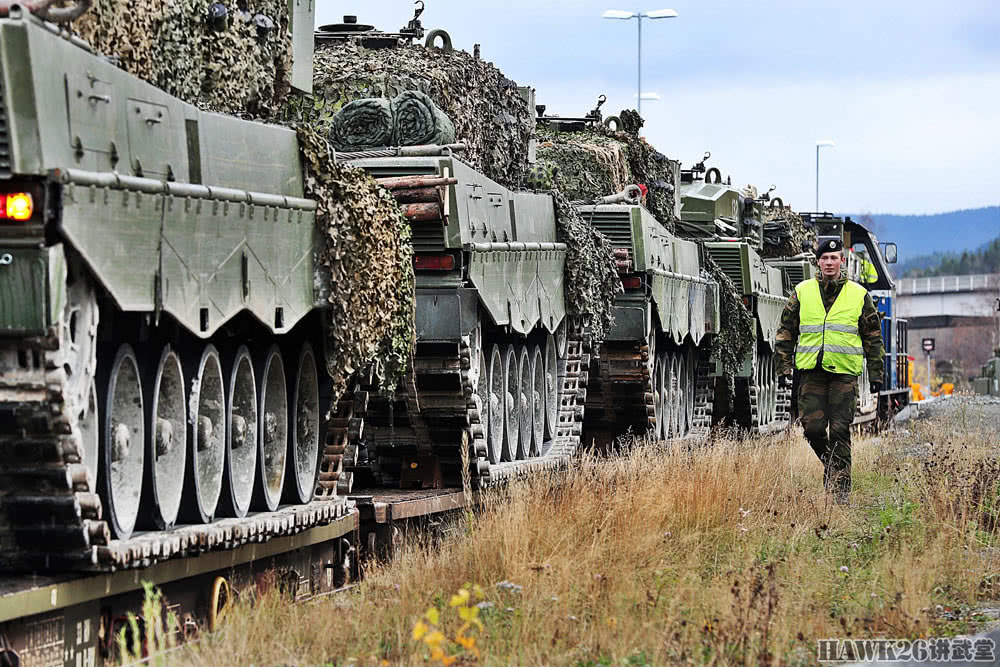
[176,415,1000,666]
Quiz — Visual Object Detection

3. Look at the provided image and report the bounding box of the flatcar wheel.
[543,333,559,440]
[530,345,545,457]
[145,345,187,528]
[502,345,518,462]
[487,345,503,464]
[79,379,99,492]
[222,347,257,517]
[657,351,670,440]
[100,344,144,539]
[517,346,531,460]
[653,351,665,440]
[255,345,288,511]
[289,343,320,504]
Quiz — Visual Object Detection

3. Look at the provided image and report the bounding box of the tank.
[678,157,790,431]
[974,354,1000,396]
[329,150,595,490]
[575,190,718,444]
[283,12,613,490]
[0,1,397,570]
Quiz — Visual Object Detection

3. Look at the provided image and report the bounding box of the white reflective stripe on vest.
[824,344,864,355]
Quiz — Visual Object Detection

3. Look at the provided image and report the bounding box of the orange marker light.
[621,276,642,290]
[413,254,456,271]
[1,193,34,221]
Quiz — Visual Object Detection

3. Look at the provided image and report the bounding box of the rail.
[896,273,1000,295]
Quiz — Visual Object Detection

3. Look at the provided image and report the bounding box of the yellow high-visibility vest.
[861,258,878,284]
[794,279,866,376]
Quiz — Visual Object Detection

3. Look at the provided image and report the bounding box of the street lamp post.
[602,9,678,117]
[815,139,835,212]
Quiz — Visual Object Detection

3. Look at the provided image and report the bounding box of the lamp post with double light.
[601,8,678,117]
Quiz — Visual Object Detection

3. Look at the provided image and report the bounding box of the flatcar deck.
[350,487,477,524]
[0,505,358,624]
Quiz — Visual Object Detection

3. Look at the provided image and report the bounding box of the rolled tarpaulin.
[329,98,394,152]
[392,90,456,147]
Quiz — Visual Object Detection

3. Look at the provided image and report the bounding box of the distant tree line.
[904,235,1000,277]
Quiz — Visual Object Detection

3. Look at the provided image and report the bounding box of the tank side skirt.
[53,168,318,339]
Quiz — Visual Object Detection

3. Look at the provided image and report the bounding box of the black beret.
[815,238,843,258]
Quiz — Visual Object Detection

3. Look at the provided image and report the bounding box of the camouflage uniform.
[775,275,884,493]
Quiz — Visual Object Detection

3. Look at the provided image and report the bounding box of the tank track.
[691,346,715,437]
[317,388,368,498]
[735,346,791,434]
[350,319,590,488]
[0,339,353,571]
[585,338,713,444]
[0,332,107,569]
[775,380,793,426]
[583,341,656,447]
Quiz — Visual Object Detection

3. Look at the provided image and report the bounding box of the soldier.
[775,239,885,503]
[856,250,878,284]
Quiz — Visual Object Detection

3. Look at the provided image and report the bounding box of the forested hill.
[896,235,1000,277]
[845,206,1000,270]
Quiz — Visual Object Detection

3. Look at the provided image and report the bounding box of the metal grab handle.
[88,94,111,104]
[598,184,643,205]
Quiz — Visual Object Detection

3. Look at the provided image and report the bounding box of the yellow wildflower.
[424,630,446,648]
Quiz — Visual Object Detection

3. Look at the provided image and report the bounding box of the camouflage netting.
[536,120,679,230]
[703,255,754,379]
[762,206,815,259]
[282,42,532,189]
[69,0,291,116]
[297,127,415,400]
[552,191,623,347]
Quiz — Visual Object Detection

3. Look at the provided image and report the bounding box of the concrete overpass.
[895,273,999,328]
[895,273,999,374]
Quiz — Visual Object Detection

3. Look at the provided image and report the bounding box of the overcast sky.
[318,1,1000,215]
